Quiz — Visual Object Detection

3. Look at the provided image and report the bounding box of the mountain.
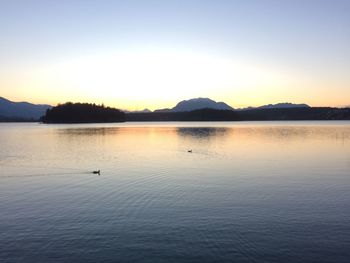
[173,98,233,112]
[131,108,152,113]
[154,108,172,113]
[0,96,51,120]
[156,98,233,112]
[258,102,310,109]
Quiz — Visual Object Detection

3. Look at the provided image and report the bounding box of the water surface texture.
[1,122,350,263]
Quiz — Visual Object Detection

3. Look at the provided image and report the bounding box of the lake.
[0,121,349,263]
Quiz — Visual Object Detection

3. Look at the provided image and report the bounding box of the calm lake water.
[0,121,349,263]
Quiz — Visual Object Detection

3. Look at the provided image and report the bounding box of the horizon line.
[2,95,349,111]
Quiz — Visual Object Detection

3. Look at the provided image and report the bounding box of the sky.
[0,0,349,110]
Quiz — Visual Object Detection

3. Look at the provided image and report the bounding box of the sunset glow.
[1,0,349,109]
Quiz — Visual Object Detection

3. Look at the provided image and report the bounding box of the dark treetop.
[42,102,125,123]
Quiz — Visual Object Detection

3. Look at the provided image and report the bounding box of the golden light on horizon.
[1,49,349,110]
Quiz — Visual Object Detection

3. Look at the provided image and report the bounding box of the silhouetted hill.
[42,102,125,123]
[258,102,310,109]
[173,98,233,112]
[154,108,172,113]
[0,96,51,120]
[236,102,310,111]
[131,108,152,113]
[155,98,233,112]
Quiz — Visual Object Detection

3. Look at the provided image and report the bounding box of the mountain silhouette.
[131,108,152,113]
[258,102,310,109]
[0,96,51,120]
[153,98,310,113]
[2,96,349,122]
[155,98,233,112]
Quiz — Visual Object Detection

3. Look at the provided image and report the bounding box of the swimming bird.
[93,170,100,175]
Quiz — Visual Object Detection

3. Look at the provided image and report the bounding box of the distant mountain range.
[1,95,336,122]
[153,98,309,112]
[125,108,152,113]
[257,102,310,109]
[0,97,51,120]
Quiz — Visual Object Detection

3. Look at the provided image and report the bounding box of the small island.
[42,102,125,123]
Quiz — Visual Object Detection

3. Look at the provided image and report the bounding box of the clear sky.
[0,0,349,110]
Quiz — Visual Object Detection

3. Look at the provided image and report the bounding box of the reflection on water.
[57,123,350,144]
[58,127,121,136]
[176,127,229,139]
[0,121,350,263]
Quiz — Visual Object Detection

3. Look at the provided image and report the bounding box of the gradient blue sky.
[1,0,349,109]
